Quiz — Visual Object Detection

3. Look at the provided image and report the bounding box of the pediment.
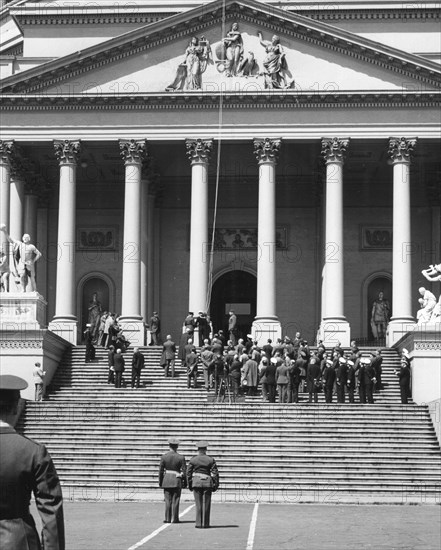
[1,0,440,96]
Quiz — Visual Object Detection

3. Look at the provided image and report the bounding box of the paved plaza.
[31,501,440,550]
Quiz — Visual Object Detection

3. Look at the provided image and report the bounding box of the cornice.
[1,1,440,94]
[0,91,440,111]
[16,13,173,26]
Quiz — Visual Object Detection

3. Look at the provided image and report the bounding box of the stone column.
[147,185,156,319]
[387,137,417,346]
[186,138,213,346]
[118,138,147,346]
[48,139,81,344]
[319,137,351,347]
[252,138,282,345]
[140,175,149,324]
[0,140,14,257]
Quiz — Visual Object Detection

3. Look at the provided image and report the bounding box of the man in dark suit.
[113,349,125,388]
[107,345,115,384]
[371,349,383,391]
[187,441,219,529]
[162,335,177,378]
[322,359,336,403]
[260,357,277,403]
[396,358,411,404]
[158,438,186,523]
[363,357,377,404]
[0,375,65,549]
[288,357,301,403]
[346,359,356,403]
[131,347,145,388]
[306,357,322,403]
[336,357,348,403]
[186,347,199,389]
[197,312,210,345]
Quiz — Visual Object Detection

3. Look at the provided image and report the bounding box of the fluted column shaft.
[52,139,81,321]
[389,137,417,322]
[24,193,39,244]
[186,138,213,315]
[119,139,147,321]
[0,140,14,255]
[254,138,281,320]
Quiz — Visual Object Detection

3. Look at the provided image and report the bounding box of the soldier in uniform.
[187,441,219,529]
[395,357,411,404]
[158,437,186,524]
[0,375,65,549]
[322,359,335,403]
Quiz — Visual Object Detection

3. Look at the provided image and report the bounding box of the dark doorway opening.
[367,276,392,341]
[210,270,257,340]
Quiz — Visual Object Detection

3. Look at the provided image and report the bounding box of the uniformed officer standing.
[158,438,186,524]
[187,441,219,529]
[0,375,65,549]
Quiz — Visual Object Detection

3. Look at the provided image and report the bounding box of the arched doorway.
[81,277,110,333]
[366,276,392,341]
[210,270,257,339]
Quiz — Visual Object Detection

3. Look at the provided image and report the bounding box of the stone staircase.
[17,346,441,503]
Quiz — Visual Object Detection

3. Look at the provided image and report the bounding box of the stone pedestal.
[0,292,47,330]
[387,320,417,347]
[117,320,145,347]
[251,318,282,347]
[318,319,351,348]
[47,319,77,346]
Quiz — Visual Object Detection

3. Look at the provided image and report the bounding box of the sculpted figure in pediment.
[257,32,293,89]
[221,22,244,77]
[166,36,212,91]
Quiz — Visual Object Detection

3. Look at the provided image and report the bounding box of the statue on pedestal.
[166,36,212,91]
[257,32,293,89]
[370,291,390,340]
[221,22,244,77]
[88,292,102,344]
[0,224,41,293]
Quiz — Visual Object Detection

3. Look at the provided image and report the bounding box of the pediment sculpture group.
[166,22,294,91]
[417,263,441,325]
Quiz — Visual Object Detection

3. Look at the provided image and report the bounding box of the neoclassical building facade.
[0,0,440,348]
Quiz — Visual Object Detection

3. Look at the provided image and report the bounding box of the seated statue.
[417,286,437,324]
[421,263,441,323]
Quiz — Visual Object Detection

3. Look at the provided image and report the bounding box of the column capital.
[253,138,281,165]
[54,139,81,165]
[185,138,213,165]
[119,139,147,165]
[388,137,417,165]
[0,139,16,168]
[321,137,350,164]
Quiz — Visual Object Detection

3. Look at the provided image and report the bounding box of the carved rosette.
[0,140,15,168]
[185,138,213,165]
[321,137,350,164]
[54,139,81,165]
[253,138,282,165]
[388,137,417,165]
[119,139,147,165]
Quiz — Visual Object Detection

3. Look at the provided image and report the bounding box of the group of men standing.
[107,347,146,389]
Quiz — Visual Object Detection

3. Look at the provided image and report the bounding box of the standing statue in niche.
[166,36,212,92]
[0,224,41,293]
[88,292,102,344]
[370,291,390,340]
[221,22,244,76]
[257,32,293,89]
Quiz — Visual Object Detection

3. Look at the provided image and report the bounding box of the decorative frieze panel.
[360,226,392,250]
[205,226,288,251]
[77,226,119,251]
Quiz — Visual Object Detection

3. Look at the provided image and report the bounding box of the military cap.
[402,348,410,359]
[338,357,347,364]
[347,360,355,366]
[168,437,180,445]
[360,357,371,365]
[196,440,209,449]
[326,359,333,366]
[0,375,28,391]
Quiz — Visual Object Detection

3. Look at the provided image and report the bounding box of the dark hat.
[0,375,28,391]
[168,437,180,445]
[196,440,209,449]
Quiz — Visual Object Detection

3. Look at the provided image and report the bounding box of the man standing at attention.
[0,375,65,549]
[158,438,186,524]
[149,312,161,346]
[187,441,219,529]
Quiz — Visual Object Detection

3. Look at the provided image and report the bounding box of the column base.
[386,319,416,347]
[48,318,78,345]
[117,319,145,347]
[319,318,351,348]
[251,318,282,347]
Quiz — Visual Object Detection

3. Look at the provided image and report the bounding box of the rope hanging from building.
[205,0,226,314]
